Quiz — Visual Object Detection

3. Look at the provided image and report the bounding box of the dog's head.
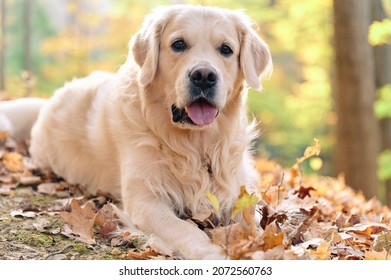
[130,5,272,129]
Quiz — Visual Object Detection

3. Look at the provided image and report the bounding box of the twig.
[277,173,285,207]
[44,244,73,260]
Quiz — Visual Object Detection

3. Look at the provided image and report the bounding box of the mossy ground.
[0,191,125,260]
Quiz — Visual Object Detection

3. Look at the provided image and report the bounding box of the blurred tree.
[333,0,381,199]
[0,0,5,92]
[23,0,31,73]
[5,0,55,97]
[23,0,33,96]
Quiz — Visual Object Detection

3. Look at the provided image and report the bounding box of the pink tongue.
[186,101,218,126]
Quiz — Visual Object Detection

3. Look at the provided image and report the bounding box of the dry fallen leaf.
[232,186,259,218]
[262,222,284,251]
[60,199,96,244]
[37,183,59,195]
[95,203,119,238]
[20,176,42,185]
[294,186,316,199]
[307,242,331,260]
[2,151,24,173]
[10,209,38,219]
[293,138,321,168]
[124,249,159,260]
[205,190,220,214]
[343,222,390,236]
[372,232,391,254]
[289,139,321,186]
[365,249,389,260]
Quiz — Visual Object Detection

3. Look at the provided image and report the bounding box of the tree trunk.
[0,0,6,93]
[333,0,381,199]
[372,0,391,206]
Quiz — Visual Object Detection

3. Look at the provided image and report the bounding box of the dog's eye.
[219,44,233,57]
[171,39,187,52]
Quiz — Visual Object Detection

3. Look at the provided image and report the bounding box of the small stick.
[277,173,285,207]
[44,244,74,260]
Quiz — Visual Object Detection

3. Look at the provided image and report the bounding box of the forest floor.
[0,135,390,260]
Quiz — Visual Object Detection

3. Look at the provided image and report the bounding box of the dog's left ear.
[130,13,164,87]
[238,19,273,91]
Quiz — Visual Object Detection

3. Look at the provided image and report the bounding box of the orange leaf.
[307,242,331,260]
[262,222,284,250]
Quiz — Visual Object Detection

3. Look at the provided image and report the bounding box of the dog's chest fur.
[144,118,257,222]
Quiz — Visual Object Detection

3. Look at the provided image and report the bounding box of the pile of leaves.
[0,135,390,260]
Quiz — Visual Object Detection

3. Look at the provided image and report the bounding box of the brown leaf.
[343,222,390,236]
[95,203,119,238]
[211,223,247,248]
[60,199,96,244]
[37,183,59,195]
[294,186,316,199]
[372,232,391,254]
[211,222,256,259]
[19,176,42,185]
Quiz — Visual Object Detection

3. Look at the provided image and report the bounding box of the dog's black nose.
[189,66,217,90]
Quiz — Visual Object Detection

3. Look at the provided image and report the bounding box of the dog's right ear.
[130,13,165,87]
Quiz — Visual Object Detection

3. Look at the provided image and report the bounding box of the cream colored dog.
[1,5,272,259]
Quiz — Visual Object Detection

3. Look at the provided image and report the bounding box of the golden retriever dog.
[0,5,272,259]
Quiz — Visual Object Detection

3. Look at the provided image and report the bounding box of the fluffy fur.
[2,5,272,259]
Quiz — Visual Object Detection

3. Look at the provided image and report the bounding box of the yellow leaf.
[263,231,284,251]
[2,151,24,173]
[231,186,259,218]
[205,190,220,213]
[307,242,331,260]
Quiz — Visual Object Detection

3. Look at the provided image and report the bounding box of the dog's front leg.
[121,178,226,260]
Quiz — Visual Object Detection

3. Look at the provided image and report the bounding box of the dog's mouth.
[171,98,219,126]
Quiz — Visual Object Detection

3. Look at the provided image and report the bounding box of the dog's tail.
[0,98,48,141]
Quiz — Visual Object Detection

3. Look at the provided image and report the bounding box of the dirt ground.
[0,187,127,260]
